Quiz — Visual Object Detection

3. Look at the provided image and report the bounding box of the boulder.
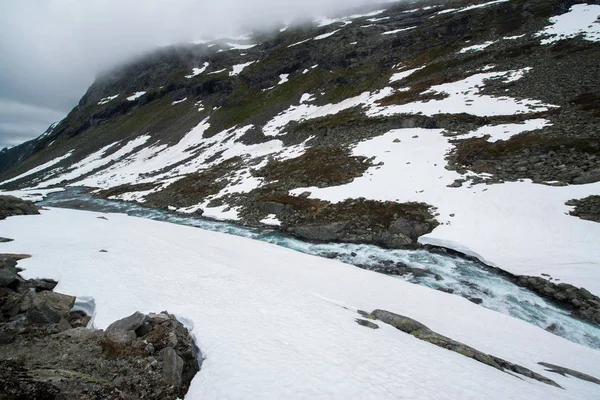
[0,195,39,220]
[26,291,75,324]
[291,221,348,241]
[105,311,147,333]
[160,347,184,386]
[105,329,136,346]
[0,269,18,287]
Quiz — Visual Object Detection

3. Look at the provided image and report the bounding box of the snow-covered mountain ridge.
[1,0,599,296]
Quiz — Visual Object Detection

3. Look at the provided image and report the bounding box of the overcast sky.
[0,0,389,149]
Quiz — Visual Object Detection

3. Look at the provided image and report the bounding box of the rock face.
[0,255,200,399]
[0,195,39,220]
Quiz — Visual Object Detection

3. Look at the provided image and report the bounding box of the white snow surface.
[259,214,281,226]
[1,208,599,399]
[171,98,188,106]
[382,26,416,35]
[461,118,551,142]
[185,62,209,78]
[225,42,257,50]
[289,128,600,295]
[288,38,311,48]
[208,68,227,75]
[230,61,256,76]
[97,94,119,105]
[314,29,341,40]
[536,4,600,44]
[456,0,509,13]
[389,66,424,83]
[277,74,289,85]
[126,91,146,101]
[0,152,72,185]
[459,40,497,53]
[315,9,386,27]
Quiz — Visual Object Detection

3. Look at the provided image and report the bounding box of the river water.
[40,187,600,349]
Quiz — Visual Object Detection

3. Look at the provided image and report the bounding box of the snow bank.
[1,208,599,399]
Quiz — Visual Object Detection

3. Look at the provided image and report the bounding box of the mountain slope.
[1,0,599,292]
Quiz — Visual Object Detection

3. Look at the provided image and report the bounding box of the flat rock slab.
[105,311,147,333]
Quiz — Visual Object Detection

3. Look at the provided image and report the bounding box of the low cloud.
[0,0,385,148]
[0,99,65,148]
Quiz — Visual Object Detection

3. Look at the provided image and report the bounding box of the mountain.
[0,0,599,292]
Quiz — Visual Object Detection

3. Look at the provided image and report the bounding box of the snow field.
[1,208,599,399]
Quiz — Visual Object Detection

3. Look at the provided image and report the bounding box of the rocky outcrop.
[250,196,438,248]
[360,309,562,388]
[0,255,200,399]
[538,362,600,385]
[0,195,39,220]
[514,275,600,326]
[566,195,600,223]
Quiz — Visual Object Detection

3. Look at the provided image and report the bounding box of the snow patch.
[126,91,146,101]
[536,4,600,44]
[230,61,256,76]
[459,40,497,53]
[260,214,281,226]
[382,26,416,35]
[278,74,290,85]
[98,95,119,105]
[185,62,209,78]
[314,29,341,40]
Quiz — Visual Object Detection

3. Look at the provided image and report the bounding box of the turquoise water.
[40,188,600,349]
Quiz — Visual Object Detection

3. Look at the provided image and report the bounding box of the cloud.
[0,0,384,148]
[0,99,65,148]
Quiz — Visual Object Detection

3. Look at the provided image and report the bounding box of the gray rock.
[105,329,136,346]
[160,347,184,386]
[0,195,40,220]
[27,291,76,324]
[298,191,312,198]
[291,221,348,241]
[135,322,153,337]
[30,279,58,292]
[106,311,147,333]
[148,312,171,325]
[355,318,379,329]
[573,169,600,185]
[258,201,287,215]
[539,362,600,385]
[0,269,18,287]
[388,218,430,241]
[370,309,428,333]
[366,308,561,388]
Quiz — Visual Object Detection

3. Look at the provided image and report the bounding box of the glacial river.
[40,187,600,349]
